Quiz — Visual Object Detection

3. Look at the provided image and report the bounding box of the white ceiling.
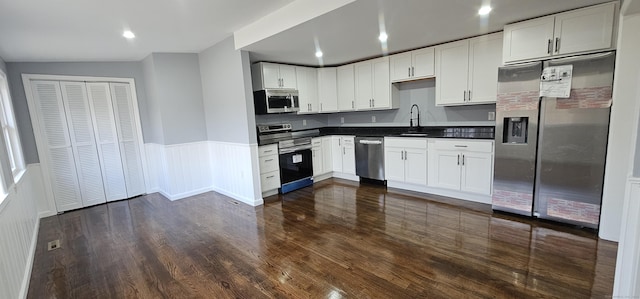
[243,0,612,66]
[0,0,294,62]
[0,0,612,63]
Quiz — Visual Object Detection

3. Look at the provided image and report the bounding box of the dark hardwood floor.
[28,179,617,298]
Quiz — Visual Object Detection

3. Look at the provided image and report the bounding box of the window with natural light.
[0,70,25,188]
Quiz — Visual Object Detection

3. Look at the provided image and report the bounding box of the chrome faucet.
[410,104,420,129]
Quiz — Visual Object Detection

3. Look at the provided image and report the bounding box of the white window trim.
[0,69,26,200]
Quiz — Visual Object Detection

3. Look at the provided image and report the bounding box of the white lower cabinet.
[312,137,333,177]
[331,136,355,175]
[427,139,494,195]
[258,144,280,193]
[384,137,427,185]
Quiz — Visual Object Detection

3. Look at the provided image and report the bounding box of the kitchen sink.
[400,133,428,137]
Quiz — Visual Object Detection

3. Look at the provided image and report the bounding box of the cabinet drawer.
[260,170,281,191]
[259,155,279,173]
[259,144,278,157]
[385,137,427,149]
[429,139,493,153]
[312,138,322,147]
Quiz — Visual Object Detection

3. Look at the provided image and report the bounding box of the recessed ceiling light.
[378,32,388,43]
[478,6,492,16]
[315,50,323,58]
[122,30,135,39]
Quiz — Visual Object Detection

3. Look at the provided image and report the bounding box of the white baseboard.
[262,189,278,198]
[19,208,40,299]
[332,172,359,182]
[314,172,333,182]
[213,187,264,206]
[159,186,214,201]
[38,211,56,218]
[387,180,491,204]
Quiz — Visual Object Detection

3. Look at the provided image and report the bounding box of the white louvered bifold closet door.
[109,83,145,197]
[31,81,83,211]
[86,83,128,202]
[59,82,107,207]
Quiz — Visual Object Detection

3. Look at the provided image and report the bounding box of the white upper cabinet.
[337,64,356,111]
[390,47,435,82]
[435,33,502,106]
[317,67,339,113]
[252,62,298,90]
[295,66,319,114]
[503,2,616,64]
[355,57,394,110]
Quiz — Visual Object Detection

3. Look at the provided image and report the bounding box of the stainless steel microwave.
[253,89,299,114]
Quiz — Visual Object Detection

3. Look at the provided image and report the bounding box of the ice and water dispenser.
[503,117,528,144]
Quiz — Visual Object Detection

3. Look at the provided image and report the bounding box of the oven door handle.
[279,145,312,154]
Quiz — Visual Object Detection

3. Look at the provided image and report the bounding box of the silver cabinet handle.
[468,90,472,102]
[343,147,346,155]
[404,150,407,160]
[462,154,465,166]
[464,90,467,101]
[412,66,415,77]
[264,150,273,153]
[408,67,411,77]
[555,37,560,53]
[457,154,460,165]
[267,175,275,179]
[320,103,323,111]
[454,145,468,148]
[339,139,341,146]
[372,99,374,107]
[401,151,404,160]
[264,159,274,162]
[547,39,552,54]
[351,101,354,109]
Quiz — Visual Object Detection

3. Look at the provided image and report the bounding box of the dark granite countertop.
[315,126,495,140]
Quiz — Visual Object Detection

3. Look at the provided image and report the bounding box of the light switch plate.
[488,112,495,121]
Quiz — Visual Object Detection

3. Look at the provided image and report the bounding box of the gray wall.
[327,80,495,127]
[199,36,256,144]
[6,61,149,164]
[142,53,207,145]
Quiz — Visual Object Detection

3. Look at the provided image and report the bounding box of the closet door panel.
[60,82,106,207]
[31,81,82,211]
[86,83,128,201]
[110,83,145,197]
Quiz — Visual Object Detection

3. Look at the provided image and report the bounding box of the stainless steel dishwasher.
[355,137,385,181]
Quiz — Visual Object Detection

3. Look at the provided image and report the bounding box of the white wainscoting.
[0,164,45,299]
[613,177,640,297]
[145,141,213,201]
[209,141,263,206]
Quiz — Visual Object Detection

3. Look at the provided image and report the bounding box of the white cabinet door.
[331,136,343,172]
[31,81,83,212]
[460,152,493,195]
[384,147,405,182]
[468,33,503,104]
[86,83,128,202]
[342,137,356,175]
[355,61,373,110]
[312,146,323,176]
[110,83,146,198]
[372,57,390,109]
[412,47,435,79]
[404,148,427,185]
[60,82,106,207]
[261,63,281,89]
[390,52,412,82]
[435,40,470,106]
[337,64,355,111]
[317,68,338,112]
[322,137,333,173]
[295,67,318,113]
[553,3,615,55]
[502,16,555,63]
[430,150,461,190]
[279,64,297,89]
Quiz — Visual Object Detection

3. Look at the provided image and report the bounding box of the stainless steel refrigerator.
[492,51,615,229]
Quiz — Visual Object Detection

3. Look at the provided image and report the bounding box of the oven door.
[279,146,313,184]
